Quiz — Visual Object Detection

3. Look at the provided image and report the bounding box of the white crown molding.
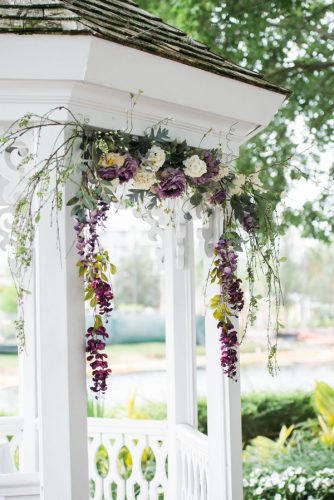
[0,34,285,149]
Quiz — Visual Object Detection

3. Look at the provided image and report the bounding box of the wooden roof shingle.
[0,0,290,96]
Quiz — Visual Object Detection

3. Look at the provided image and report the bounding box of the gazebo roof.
[0,0,290,96]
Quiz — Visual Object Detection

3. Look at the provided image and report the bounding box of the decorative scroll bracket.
[0,129,34,251]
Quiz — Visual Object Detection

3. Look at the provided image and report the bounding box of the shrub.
[87,391,316,443]
[241,391,316,443]
[243,467,334,500]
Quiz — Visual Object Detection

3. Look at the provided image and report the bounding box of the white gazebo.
[0,1,288,499]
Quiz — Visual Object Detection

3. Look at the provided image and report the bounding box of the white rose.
[183,155,207,178]
[274,494,282,500]
[145,145,166,171]
[229,174,246,196]
[133,170,156,190]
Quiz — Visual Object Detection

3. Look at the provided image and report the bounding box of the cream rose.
[183,155,207,178]
[145,146,166,171]
[229,174,246,196]
[98,152,125,168]
[215,163,230,180]
[133,170,156,190]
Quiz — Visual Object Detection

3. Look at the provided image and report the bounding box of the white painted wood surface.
[88,418,168,500]
[204,210,243,500]
[176,424,208,500]
[164,205,198,499]
[0,474,40,500]
[34,127,89,499]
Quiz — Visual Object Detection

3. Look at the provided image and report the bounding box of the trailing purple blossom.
[242,211,259,233]
[92,278,113,315]
[219,321,239,380]
[86,326,111,394]
[74,200,113,395]
[213,238,244,381]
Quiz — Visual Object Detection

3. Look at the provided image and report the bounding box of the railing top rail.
[0,416,24,432]
[87,417,168,435]
[176,423,208,454]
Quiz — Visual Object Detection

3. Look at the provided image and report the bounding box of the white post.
[205,210,243,500]
[164,213,197,499]
[35,128,89,499]
[19,267,38,472]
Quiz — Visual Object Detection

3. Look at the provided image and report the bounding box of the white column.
[19,267,38,472]
[205,210,243,500]
[164,214,197,499]
[35,128,89,499]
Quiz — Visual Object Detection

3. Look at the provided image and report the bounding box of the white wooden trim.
[0,473,40,499]
[0,35,285,129]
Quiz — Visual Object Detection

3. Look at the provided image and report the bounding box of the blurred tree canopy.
[138,0,334,240]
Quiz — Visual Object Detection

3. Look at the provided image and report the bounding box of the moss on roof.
[0,0,290,96]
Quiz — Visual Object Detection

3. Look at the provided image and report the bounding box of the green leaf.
[209,294,221,309]
[67,196,79,206]
[189,192,203,207]
[110,263,117,275]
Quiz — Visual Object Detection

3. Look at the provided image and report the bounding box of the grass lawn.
[0,343,207,377]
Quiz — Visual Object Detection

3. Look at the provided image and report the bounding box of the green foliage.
[0,284,17,314]
[243,424,295,466]
[138,0,334,241]
[241,391,316,443]
[314,381,334,447]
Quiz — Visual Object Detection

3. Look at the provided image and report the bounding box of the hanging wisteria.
[0,106,282,396]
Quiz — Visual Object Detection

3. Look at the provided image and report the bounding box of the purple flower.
[219,321,239,380]
[97,165,119,181]
[158,167,186,199]
[86,326,112,394]
[242,211,259,233]
[118,155,138,184]
[214,239,244,312]
[92,278,114,315]
[192,151,220,186]
[73,200,112,396]
[210,189,227,205]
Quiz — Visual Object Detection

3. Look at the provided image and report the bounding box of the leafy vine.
[0,105,282,396]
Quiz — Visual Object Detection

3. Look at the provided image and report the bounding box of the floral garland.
[0,107,281,396]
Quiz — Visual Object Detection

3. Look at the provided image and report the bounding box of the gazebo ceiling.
[0,0,290,96]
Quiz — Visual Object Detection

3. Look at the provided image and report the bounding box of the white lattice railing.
[0,417,209,500]
[177,424,208,500]
[88,418,168,500]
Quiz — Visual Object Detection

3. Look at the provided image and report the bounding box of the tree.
[138,0,334,240]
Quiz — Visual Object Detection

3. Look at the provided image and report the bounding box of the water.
[1,362,334,414]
